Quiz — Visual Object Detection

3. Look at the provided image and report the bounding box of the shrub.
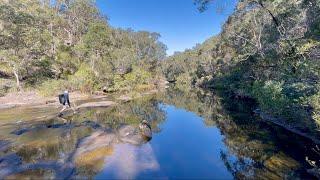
[111,67,152,92]
[38,79,70,97]
[68,64,98,93]
[309,88,320,128]
[176,73,192,85]
[251,81,290,116]
[0,78,14,97]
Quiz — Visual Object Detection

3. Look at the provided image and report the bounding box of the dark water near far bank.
[0,88,319,179]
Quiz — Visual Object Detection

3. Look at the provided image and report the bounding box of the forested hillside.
[0,0,167,96]
[162,0,320,136]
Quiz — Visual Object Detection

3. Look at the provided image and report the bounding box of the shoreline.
[254,109,320,145]
[0,79,170,110]
[0,91,103,110]
[0,86,167,110]
[0,88,166,125]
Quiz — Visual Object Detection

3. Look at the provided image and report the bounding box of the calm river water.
[0,88,319,179]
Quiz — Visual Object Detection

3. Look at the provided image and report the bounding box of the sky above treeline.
[96,0,237,55]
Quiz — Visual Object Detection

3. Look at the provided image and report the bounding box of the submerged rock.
[0,140,10,151]
[73,130,115,173]
[11,128,29,135]
[74,130,116,159]
[81,120,102,129]
[0,153,22,167]
[0,153,22,178]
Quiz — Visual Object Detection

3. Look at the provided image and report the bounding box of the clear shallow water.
[0,88,319,179]
[96,105,232,179]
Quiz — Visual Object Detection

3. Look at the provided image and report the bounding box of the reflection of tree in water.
[159,87,318,179]
[218,95,320,179]
[71,95,166,132]
[158,87,225,126]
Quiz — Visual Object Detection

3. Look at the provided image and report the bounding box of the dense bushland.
[0,0,167,95]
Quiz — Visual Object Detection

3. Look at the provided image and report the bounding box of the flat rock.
[76,101,116,109]
[117,95,132,102]
[0,104,16,110]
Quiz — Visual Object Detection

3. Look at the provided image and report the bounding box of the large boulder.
[118,125,151,145]
[139,120,152,140]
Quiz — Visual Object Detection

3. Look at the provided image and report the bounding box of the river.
[0,87,319,179]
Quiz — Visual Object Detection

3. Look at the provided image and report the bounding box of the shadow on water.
[0,87,319,179]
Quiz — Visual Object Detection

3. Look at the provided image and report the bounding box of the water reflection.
[0,87,319,179]
[97,143,160,179]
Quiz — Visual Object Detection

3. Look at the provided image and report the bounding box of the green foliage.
[0,79,14,97]
[309,86,320,127]
[37,79,70,97]
[68,64,98,93]
[251,81,289,116]
[175,73,193,90]
[0,0,166,94]
[111,67,153,92]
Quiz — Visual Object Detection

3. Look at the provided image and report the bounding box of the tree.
[0,1,50,90]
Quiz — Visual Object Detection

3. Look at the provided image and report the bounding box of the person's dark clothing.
[63,92,71,107]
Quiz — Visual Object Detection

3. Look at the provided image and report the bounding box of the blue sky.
[96,0,237,55]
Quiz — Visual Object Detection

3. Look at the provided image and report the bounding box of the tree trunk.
[256,0,279,27]
[13,70,21,91]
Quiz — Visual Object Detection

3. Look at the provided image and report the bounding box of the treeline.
[0,0,167,96]
[162,0,320,134]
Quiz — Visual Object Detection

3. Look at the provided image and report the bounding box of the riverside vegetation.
[162,0,320,141]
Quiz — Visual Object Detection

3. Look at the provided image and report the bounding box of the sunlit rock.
[117,95,133,102]
[76,101,117,109]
